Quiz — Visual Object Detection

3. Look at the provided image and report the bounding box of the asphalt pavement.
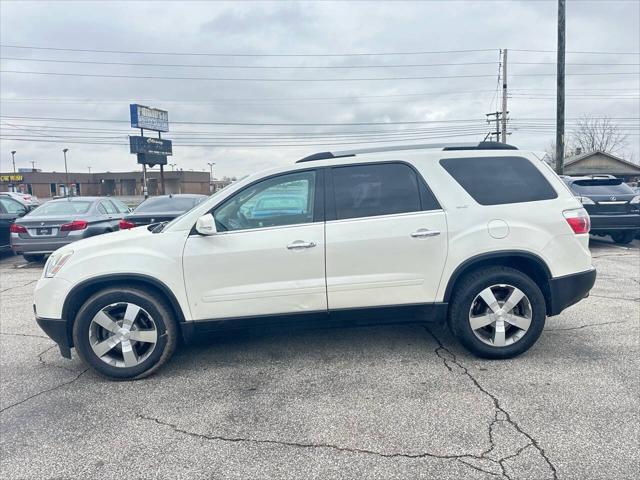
[0,238,638,479]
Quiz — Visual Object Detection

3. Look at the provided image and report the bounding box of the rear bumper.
[35,315,72,358]
[590,214,640,232]
[12,237,74,255]
[548,267,597,316]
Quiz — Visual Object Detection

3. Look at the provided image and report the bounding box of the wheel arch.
[62,274,187,347]
[443,251,553,314]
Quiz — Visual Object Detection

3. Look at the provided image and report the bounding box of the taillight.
[60,220,88,232]
[9,223,27,233]
[119,219,136,230]
[563,208,590,234]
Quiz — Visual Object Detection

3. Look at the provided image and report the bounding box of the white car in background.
[33,142,596,380]
[1,191,40,209]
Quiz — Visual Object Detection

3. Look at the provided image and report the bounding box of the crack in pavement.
[0,279,36,293]
[137,413,503,465]
[546,320,630,331]
[424,327,558,480]
[37,344,79,373]
[0,368,89,414]
[136,330,547,480]
[588,294,639,302]
[0,332,49,339]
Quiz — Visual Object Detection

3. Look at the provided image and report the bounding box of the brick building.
[0,170,212,198]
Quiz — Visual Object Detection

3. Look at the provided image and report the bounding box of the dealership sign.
[136,153,168,166]
[129,136,173,156]
[130,104,169,132]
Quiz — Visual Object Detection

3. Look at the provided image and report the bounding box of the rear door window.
[440,156,558,205]
[330,163,439,220]
[569,179,635,196]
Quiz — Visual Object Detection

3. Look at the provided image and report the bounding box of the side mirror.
[195,213,217,236]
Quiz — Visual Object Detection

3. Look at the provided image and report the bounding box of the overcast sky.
[1,0,638,178]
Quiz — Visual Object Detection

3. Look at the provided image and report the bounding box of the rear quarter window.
[440,156,558,206]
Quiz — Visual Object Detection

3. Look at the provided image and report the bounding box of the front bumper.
[548,267,597,316]
[589,214,640,232]
[35,316,72,358]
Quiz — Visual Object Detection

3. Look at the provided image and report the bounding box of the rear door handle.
[411,229,440,238]
[287,240,317,250]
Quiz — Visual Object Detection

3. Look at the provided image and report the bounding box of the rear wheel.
[448,266,546,359]
[73,287,177,380]
[22,253,45,263]
[611,231,636,244]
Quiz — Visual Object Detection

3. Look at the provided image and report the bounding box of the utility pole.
[485,112,501,142]
[30,161,36,171]
[555,0,566,174]
[62,148,70,197]
[87,166,92,174]
[501,49,508,143]
[207,162,215,193]
[11,151,16,173]
[158,131,166,195]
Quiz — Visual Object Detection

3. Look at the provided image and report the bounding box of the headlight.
[577,196,595,205]
[44,251,74,278]
[630,195,640,204]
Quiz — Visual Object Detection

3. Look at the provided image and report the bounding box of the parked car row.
[0,191,40,209]
[1,194,207,261]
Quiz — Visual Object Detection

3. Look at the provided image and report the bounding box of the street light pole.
[11,151,16,173]
[88,166,92,174]
[169,163,176,171]
[207,162,215,193]
[63,148,70,197]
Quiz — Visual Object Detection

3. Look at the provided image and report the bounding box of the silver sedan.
[10,196,130,262]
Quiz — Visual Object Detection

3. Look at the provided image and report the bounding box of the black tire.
[72,287,177,380]
[22,253,45,262]
[448,266,546,359]
[611,231,636,244]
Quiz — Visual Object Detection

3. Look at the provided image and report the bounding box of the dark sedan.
[11,197,130,262]
[563,176,640,244]
[119,194,207,230]
[0,196,29,253]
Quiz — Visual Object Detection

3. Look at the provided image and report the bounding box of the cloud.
[1,0,638,177]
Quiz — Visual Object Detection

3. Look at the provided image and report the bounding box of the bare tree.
[569,115,628,156]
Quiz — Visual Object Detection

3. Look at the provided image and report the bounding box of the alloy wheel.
[468,284,533,347]
[89,302,158,368]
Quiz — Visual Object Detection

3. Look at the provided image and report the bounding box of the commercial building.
[0,170,218,198]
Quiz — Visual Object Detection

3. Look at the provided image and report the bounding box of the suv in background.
[33,142,596,379]
[562,176,640,244]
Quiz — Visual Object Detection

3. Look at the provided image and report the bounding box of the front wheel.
[72,287,177,380]
[611,231,636,244]
[448,266,546,359]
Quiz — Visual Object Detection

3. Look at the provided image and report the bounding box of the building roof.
[564,150,640,172]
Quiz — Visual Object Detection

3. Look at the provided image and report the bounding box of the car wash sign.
[130,104,169,132]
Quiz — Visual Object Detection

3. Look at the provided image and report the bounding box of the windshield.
[29,200,92,216]
[135,196,203,213]
[569,179,635,196]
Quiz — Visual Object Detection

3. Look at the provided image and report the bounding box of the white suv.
[34,142,596,380]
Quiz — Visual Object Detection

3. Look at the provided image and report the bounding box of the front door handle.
[411,228,440,238]
[287,240,317,250]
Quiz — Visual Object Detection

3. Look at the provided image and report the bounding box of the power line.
[511,49,640,55]
[0,57,502,69]
[0,44,499,57]
[2,69,638,82]
[3,56,636,69]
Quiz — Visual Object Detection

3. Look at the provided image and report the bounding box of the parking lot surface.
[0,239,638,480]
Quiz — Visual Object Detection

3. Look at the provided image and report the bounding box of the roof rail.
[295,141,518,163]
